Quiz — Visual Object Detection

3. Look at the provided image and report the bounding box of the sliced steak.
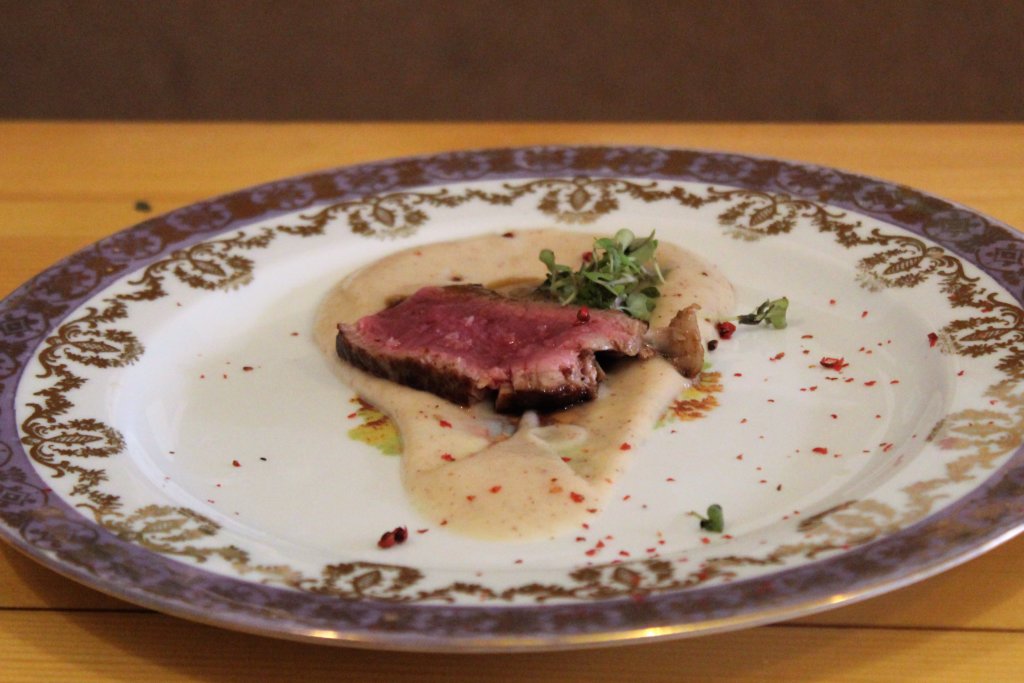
[336,285,653,412]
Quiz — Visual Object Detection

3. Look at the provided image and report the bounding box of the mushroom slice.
[647,304,704,378]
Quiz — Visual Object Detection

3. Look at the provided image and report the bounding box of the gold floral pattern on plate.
[4,147,1024,648]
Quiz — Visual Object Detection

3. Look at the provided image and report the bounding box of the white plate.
[2,146,1024,651]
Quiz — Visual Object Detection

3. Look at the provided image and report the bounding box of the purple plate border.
[2,146,1024,651]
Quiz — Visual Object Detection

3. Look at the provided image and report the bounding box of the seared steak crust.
[336,331,491,405]
[336,285,651,412]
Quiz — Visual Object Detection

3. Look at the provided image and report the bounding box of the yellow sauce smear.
[347,397,402,455]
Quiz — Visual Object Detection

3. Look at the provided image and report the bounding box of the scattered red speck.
[440,519,448,526]
[585,549,598,557]
[808,386,818,392]
[619,550,630,557]
[864,380,877,387]
[646,547,657,553]
[596,540,605,549]
[347,412,358,419]
[438,419,452,428]
[829,299,836,305]
[502,231,515,238]
[570,492,585,503]
[417,528,429,534]
[489,485,502,494]
[770,352,785,361]
[927,332,938,347]
[290,332,300,337]
[736,454,743,460]
[881,443,894,453]
[958,370,965,376]
[441,453,455,462]
[207,499,215,504]
[231,459,240,467]
[466,495,476,502]
[619,442,632,451]
[767,398,775,403]
[199,374,205,379]
[666,477,676,482]
[990,399,999,406]
[740,418,747,424]
[242,366,254,372]
[801,334,814,339]
[890,379,900,385]
[377,526,409,549]
[575,306,591,325]
[701,537,711,544]
[861,310,869,318]
[830,413,838,419]
[575,536,586,542]
[812,447,829,455]
[561,456,572,462]
[623,494,631,501]
[820,357,848,372]
[716,321,736,339]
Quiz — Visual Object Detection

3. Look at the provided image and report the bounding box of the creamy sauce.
[314,230,734,540]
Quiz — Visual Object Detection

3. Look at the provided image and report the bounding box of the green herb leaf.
[537,230,664,321]
[690,504,724,533]
[737,297,789,329]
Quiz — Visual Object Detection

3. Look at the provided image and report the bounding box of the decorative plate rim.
[3,144,1024,652]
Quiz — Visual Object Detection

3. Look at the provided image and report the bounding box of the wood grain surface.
[2,123,1023,681]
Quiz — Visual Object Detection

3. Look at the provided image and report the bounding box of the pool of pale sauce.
[313,229,735,540]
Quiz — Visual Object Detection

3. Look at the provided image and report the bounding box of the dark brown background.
[2,0,1022,120]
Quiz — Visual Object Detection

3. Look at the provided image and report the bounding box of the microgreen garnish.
[738,297,789,329]
[690,504,724,533]
[538,230,664,321]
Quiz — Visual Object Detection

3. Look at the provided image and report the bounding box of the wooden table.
[2,123,1023,681]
